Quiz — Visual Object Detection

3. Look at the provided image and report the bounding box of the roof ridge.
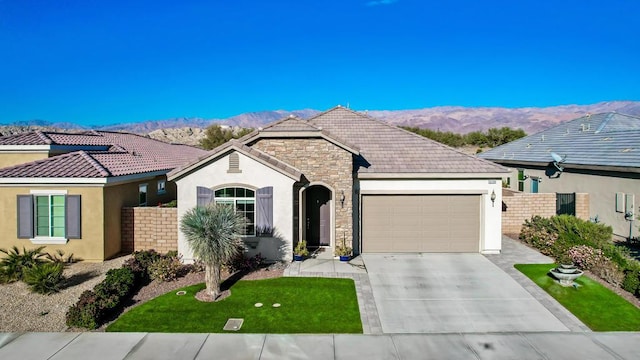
[259,114,321,131]
[35,131,53,144]
[77,151,112,177]
[305,105,360,122]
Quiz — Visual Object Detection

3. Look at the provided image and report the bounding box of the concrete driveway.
[362,253,569,333]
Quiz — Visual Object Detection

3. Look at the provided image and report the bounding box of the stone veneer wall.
[121,207,178,253]
[502,189,590,234]
[251,138,354,247]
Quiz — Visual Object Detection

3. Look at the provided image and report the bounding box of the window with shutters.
[196,185,273,237]
[17,191,82,244]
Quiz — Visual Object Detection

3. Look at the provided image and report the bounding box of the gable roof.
[0,130,207,180]
[478,112,640,171]
[308,106,507,176]
[168,140,303,181]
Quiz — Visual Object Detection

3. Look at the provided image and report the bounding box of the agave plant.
[0,246,48,283]
[23,262,65,295]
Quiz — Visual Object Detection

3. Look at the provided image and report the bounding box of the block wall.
[121,207,178,253]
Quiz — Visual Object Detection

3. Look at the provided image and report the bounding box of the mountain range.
[2,101,639,146]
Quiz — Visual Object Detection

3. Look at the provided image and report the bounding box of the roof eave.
[358,172,509,180]
[242,131,360,155]
[488,159,640,174]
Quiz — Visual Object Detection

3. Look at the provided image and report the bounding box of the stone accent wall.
[501,190,590,234]
[252,138,354,247]
[121,207,178,253]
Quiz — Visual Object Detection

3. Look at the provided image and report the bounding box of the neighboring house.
[479,112,640,241]
[168,106,508,262]
[0,130,207,261]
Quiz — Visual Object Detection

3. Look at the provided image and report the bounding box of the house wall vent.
[227,152,242,173]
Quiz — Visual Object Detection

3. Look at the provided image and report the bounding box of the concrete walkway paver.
[484,236,591,332]
[2,332,640,359]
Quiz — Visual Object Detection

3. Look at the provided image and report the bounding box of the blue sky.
[1,0,639,126]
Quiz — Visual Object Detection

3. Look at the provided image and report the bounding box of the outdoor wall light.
[340,190,345,208]
[490,190,496,207]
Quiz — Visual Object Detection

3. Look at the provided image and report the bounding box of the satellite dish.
[550,152,566,172]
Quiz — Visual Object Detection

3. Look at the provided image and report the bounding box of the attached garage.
[361,194,481,253]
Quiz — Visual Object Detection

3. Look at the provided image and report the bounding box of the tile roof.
[307,107,507,174]
[260,116,322,132]
[0,131,207,178]
[478,112,640,169]
[168,140,302,181]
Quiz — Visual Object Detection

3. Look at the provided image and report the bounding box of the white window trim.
[29,190,69,244]
[214,187,256,237]
[157,180,167,195]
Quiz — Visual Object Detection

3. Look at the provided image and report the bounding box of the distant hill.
[2,101,639,146]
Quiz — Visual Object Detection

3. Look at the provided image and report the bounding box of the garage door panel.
[362,195,480,253]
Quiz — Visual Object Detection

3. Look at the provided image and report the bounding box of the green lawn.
[106,277,362,333]
[515,263,640,331]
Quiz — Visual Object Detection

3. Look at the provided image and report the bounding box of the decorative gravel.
[0,259,287,332]
[0,256,128,332]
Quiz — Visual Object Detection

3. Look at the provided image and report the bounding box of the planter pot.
[339,255,350,262]
[293,255,304,262]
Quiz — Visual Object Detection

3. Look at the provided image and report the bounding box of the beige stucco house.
[169,107,509,262]
[0,130,206,261]
[479,112,640,241]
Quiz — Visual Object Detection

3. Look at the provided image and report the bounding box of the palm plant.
[0,246,48,283]
[180,204,245,299]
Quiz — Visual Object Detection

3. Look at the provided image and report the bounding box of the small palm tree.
[180,204,245,299]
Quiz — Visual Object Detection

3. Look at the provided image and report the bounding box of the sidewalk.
[2,331,639,359]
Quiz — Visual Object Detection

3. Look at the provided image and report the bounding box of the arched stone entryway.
[302,185,332,248]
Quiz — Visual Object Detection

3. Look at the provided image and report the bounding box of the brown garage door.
[362,195,481,253]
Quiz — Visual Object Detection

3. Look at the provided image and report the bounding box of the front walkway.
[484,236,591,332]
[284,255,383,334]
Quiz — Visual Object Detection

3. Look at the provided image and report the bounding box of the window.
[196,185,273,237]
[517,170,525,192]
[157,180,166,195]
[139,184,148,206]
[215,187,255,236]
[36,195,66,237]
[17,192,81,244]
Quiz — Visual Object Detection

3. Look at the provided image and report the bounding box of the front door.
[305,186,331,247]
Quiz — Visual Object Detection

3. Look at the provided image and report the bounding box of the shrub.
[66,290,102,329]
[148,254,183,282]
[622,269,640,295]
[46,250,77,265]
[519,216,558,255]
[567,245,603,270]
[0,246,48,282]
[23,262,65,295]
[551,215,612,248]
[590,257,625,286]
[225,252,266,273]
[94,267,136,310]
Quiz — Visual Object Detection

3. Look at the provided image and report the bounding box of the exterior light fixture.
[490,190,496,207]
[340,190,345,208]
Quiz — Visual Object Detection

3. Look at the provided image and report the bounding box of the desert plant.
[0,246,48,282]
[335,237,352,257]
[23,262,65,294]
[180,203,245,299]
[148,254,183,282]
[294,240,309,257]
[519,216,558,255]
[46,249,77,264]
[590,257,625,286]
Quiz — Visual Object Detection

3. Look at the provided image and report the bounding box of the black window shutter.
[66,195,82,239]
[256,187,273,236]
[17,195,34,238]
[197,186,214,207]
